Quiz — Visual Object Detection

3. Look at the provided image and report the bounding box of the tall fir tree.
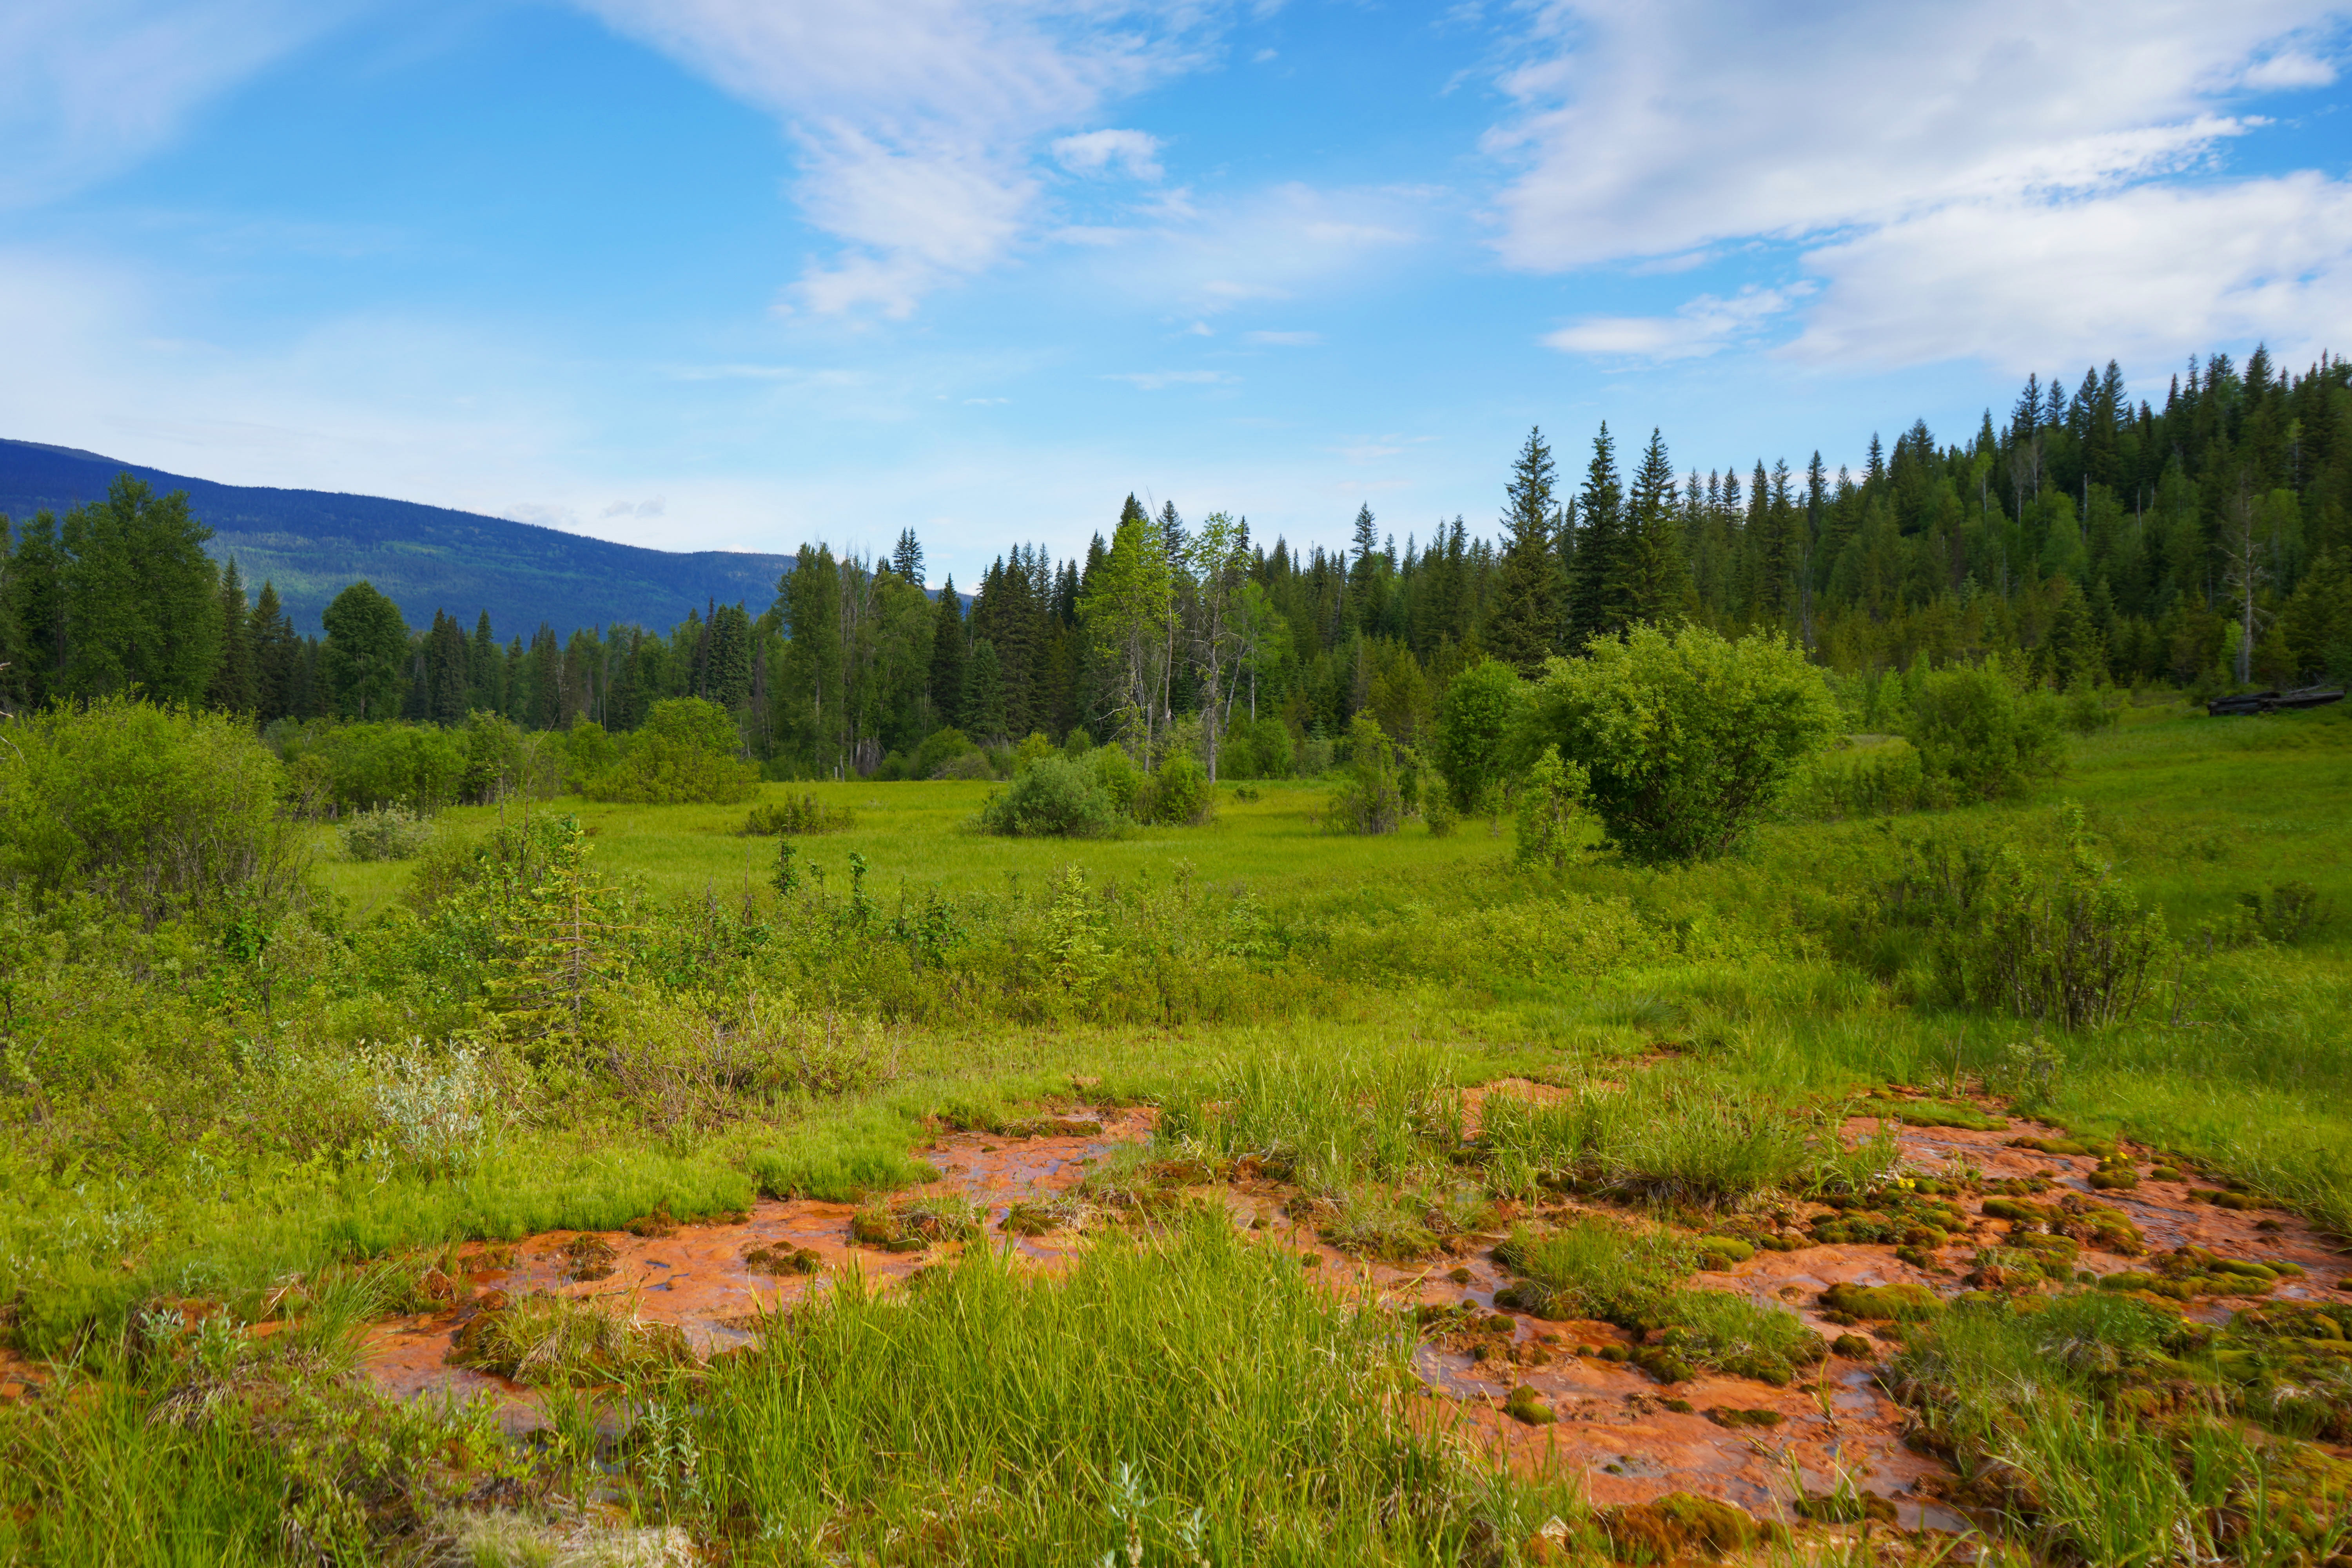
[891,528,925,584]
[1625,428,1691,624]
[928,572,967,728]
[249,580,298,722]
[1486,426,1562,674]
[1566,424,1633,646]
[208,558,256,712]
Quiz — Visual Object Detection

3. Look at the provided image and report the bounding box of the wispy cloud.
[1052,127,1163,180]
[1543,286,1799,361]
[1244,329,1321,345]
[1103,368,1235,389]
[0,0,358,207]
[572,0,1229,318]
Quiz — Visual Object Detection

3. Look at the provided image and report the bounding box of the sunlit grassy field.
[8,699,2352,1564]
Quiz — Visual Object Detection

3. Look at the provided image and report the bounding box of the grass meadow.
[5,695,2352,1564]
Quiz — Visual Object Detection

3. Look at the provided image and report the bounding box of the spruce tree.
[1626,428,1691,625]
[1566,424,1632,647]
[468,611,499,713]
[250,581,297,722]
[208,558,256,712]
[928,572,966,728]
[1487,427,1562,674]
[427,609,470,724]
[891,528,925,584]
[962,638,1008,741]
[9,511,65,709]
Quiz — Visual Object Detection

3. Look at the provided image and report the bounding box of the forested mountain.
[4,349,2348,780]
[0,439,794,638]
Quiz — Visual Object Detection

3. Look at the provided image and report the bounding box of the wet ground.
[343,1089,2352,1527]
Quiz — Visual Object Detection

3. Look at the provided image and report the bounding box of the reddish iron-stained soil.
[345,1087,2352,1526]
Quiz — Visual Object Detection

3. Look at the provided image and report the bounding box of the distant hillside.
[0,439,795,639]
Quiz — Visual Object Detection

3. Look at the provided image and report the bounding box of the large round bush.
[977,756,1119,837]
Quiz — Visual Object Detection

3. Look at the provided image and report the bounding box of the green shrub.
[1521,624,1837,862]
[1902,657,2066,801]
[1512,744,1590,869]
[338,805,435,862]
[0,697,305,925]
[976,756,1120,837]
[1885,807,2169,1031]
[1140,750,1214,826]
[1431,658,1524,812]
[1088,742,1143,815]
[911,726,975,779]
[1790,736,1940,820]
[1216,714,1294,780]
[581,697,756,804]
[1323,714,1403,835]
[745,792,855,835]
[935,750,995,780]
[276,720,468,812]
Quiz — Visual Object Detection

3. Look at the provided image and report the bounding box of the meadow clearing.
[4,695,2352,1566]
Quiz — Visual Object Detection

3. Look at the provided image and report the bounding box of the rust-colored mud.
[361,1108,1154,1419]
[351,1084,2352,1529]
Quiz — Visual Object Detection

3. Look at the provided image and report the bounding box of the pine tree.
[705,603,753,711]
[963,638,1008,741]
[1487,427,1562,673]
[208,558,256,712]
[250,581,297,722]
[427,608,470,724]
[928,572,966,729]
[1566,424,1633,646]
[468,611,499,714]
[7,512,65,710]
[1626,428,1691,624]
[891,528,925,585]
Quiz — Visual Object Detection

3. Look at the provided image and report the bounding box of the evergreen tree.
[426,608,471,724]
[320,581,409,720]
[468,611,499,713]
[7,511,65,710]
[962,638,1008,741]
[208,558,256,712]
[250,581,298,722]
[928,573,966,728]
[891,528,925,585]
[1626,428,1692,624]
[59,475,221,706]
[1487,427,1562,674]
[705,602,753,711]
[1566,424,1633,646]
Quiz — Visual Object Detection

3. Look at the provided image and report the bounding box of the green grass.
[10,702,2352,1563]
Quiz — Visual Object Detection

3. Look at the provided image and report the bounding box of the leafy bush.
[976,756,1120,837]
[1884,807,2169,1031]
[0,696,305,925]
[1323,714,1403,835]
[275,720,468,812]
[912,727,976,779]
[744,793,855,836]
[581,698,756,805]
[1431,658,1524,812]
[1901,657,2066,802]
[339,805,435,862]
[934,750,995,781]
[1512,744,1590,869]
[1139,750,1214,826]
[1789,736,1939,820]
[1216,714,1294,780]
[1088,742,1143,815]
[1522,624,1838,862]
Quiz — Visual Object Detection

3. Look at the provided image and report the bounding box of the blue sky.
[4,0,2349,585]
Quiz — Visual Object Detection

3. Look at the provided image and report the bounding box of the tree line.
[4,347,2347,776]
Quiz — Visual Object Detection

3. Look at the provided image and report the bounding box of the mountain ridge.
[0,438,797,639]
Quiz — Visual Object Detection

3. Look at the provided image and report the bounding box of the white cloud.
[573,0,1221,317]
[1544,287,1798,361]
[1053,127,1164,180]
[602,497,668,518]
[0,0,356,207]
[2241,47,2340,88]
[1104,369,1236,389]
[1244,329,1321,345]
[1786,174,2352,374]
[1484,0,2337,269]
